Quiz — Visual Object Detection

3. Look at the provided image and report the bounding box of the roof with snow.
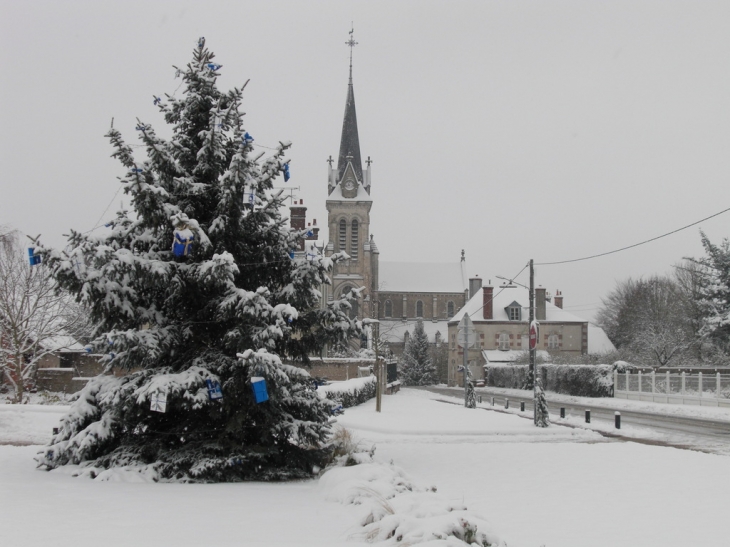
[587,324,617,355]
[450,286,587,324]
[379,261,467,293]
[39,334,85,353]
[379,319,449,345]
[327,181,373,202]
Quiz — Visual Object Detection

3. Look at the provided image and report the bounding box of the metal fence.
[614,370,730,407]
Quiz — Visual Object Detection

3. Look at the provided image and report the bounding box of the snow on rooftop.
[379,261,466,293]
[326,183,373,202]
[39,335,85,353]
[588,324,617,355]
[451,285,587,324]
[482,349,551,363]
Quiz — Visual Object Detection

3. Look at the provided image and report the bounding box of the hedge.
[485,364,614,398]
[318,376,377,408]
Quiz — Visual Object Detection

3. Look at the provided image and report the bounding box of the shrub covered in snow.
[35,40,361,482]
[319,376,376,408]
[486,364,614,397]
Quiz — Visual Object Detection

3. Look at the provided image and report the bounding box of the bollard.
[491,396,495,406]
[478,395,482,404]
[585,409,591,423]
[560,407,565,419]
[520,401,525,412]
[615,411,621,429]
[505,398,509,409]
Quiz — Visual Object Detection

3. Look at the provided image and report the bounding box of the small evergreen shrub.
[320,376,376,408]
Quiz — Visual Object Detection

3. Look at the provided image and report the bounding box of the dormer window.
[505,301,521,321]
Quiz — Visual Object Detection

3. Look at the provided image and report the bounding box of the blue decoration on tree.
[135,124,146,131]
[198,37,205,48]
[132,168,143,173]
[288,250,295,259]
[283,163,291,182]
[331,404,343,415]
[173,229,195,257]
[27,248,41,266]
[153,96,161,105]
[305,230,314,238]
[251,377,269,404]
[206,63,222,71]
[243,132,254,144]
[205,379,223,401]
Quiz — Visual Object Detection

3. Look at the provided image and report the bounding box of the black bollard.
[520,401,525,412]
[491,396,495,406]
[615,412,621,429]
[478,395,482,404]
[560,407,565,419]
[505,398,509,409]
[585,409,591,423]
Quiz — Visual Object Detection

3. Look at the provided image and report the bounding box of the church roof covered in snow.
[379,319,449,345]
[378,261,467,293]
[450,285,587,324]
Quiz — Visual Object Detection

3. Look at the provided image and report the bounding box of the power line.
[535,205,730,266]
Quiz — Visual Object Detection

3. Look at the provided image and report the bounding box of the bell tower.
[325,28,378,319]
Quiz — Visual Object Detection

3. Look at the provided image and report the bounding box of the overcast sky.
[2,1,730,322]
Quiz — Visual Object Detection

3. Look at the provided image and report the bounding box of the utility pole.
[529,259,536,424]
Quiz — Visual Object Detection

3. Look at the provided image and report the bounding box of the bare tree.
[0,230,78,402]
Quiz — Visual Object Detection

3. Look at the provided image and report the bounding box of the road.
[416,386,730,449]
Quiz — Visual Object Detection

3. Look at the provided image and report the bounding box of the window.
[498,332,510,351]
[521,334,528,349]
[338,219,346,252]
[384,300,392,318]
[447,301,455,317]
[451,333,456,349]
[435,331,442,347]
[350,219,359,260]
[548,334,560,349]
[59,353,73,368]
[404,331,410,345]
[507,306,521,321]
[416,300,424,317]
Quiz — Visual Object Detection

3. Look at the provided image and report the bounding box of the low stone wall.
[36,369,95,394]
[302,358,376,381]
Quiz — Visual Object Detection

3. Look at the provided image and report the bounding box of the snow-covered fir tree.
[35,39,360,481]
[695,232,730,354]
[399,319,437,386]
[465,380,476,409]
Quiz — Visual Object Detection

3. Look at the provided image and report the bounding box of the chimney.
[311,218,319,240]
[482,285,493,320]
[289,199,307,251]
[469,276,482,299]
[536,286,546,321]
[554,290,563,309]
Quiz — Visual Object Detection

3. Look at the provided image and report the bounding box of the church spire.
[337,26,364,186]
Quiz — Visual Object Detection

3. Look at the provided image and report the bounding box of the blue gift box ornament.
[251,376,269,404]
[283,163,291,182]
[206,63,222,71]
[243,132,254,144]
[172,228,194,257]
[205,379,223,401]
[27,248,41,266]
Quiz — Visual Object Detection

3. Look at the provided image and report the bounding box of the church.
[314,34,468,357]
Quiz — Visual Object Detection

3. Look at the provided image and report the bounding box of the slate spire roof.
[336,61,364,185]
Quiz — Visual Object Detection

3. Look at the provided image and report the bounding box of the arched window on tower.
[447,301,455,317]
[416,300,424,318]
[404,331,410,346]
[350,220,359,261]
[384,300,392,318]
[338,219,347,253]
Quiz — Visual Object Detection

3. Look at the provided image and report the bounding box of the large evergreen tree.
[695,232,730,354]
[35,39,359,481]
[399,319,437,386]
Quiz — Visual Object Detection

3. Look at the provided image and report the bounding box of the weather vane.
[346,24,358,83]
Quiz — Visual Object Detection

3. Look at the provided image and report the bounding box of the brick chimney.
[554,290,563,309]
[482,285,493,320]
[290,199,307,250]
[536,286,546,321]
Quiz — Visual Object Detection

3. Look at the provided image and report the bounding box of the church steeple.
[329,27,371,196]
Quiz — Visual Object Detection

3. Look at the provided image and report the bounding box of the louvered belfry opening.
[350,219,359,260]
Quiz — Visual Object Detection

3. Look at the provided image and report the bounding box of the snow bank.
[320,456,505,546]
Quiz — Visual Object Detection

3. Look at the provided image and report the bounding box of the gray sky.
[2,0,729,322]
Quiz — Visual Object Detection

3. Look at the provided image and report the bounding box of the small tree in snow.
[0,230,78,403]
[465,379,476,409]
[399,319,437,386]
[36,40,359,481]
[534,380,549,428]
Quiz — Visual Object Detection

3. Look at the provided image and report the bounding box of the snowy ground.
[0,388,728,546]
